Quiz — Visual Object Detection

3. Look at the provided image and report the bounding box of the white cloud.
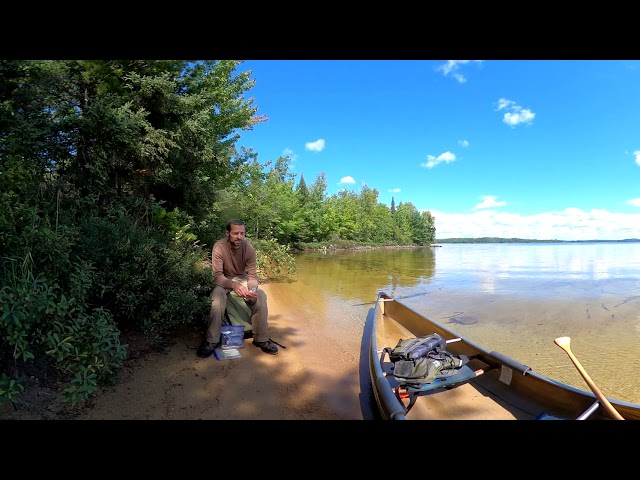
[305,139,325,152]
[634,150,640,166]
[453,74,466,84]
[389,188,401,193]
[504,109,535,127]
[496,98,514,111]
[459,139,469,148]
[421,151,456,169]
[282,148,298,162]
[339,176,355,184]
[473,196,507,210]
[628,198,640,207]
[428,208,640,241]
[436,60,483,84]
[496,98,535,127]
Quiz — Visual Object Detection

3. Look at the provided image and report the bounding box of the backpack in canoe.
[387,333,466,386]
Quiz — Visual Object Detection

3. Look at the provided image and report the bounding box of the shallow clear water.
[288,243,640,404]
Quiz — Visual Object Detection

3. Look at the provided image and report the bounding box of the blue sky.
[236,60,640,241]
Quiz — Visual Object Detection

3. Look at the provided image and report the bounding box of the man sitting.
[197,219,278,357]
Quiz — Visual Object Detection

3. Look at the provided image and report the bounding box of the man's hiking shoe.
[197,341,219,358]
[253,340,278,355]
[243,330,254,340]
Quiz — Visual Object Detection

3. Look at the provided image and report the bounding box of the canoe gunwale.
[368,304,407,420]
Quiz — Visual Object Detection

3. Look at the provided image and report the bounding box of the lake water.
[288,242,640,404]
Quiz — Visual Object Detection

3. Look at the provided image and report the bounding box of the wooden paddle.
[554,336,624,420]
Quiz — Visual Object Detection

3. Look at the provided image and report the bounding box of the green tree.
[326,190,359,241]
[370,203,395,244]
[296,173,309,201]
[418,210,436,245]
[307,172,330,242]
[355,185,379,243]
[263,156,299,243]
[394,202,414,244]
[0,59,267,405]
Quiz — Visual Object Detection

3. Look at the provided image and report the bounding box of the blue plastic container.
[220,324,245,349]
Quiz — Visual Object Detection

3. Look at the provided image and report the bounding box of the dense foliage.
[0,60,436,406]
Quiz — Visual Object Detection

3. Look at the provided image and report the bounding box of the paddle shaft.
[554,337,624,420]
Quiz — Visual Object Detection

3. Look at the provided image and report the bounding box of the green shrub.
[0,255,127,404]
[75,205,214,341]
[48,308,127,403]
[0,373,24,407]
[252,238,298,280]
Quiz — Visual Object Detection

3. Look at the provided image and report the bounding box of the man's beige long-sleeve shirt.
[211,238,259,291]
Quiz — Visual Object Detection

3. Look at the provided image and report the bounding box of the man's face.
[227,224,246,249]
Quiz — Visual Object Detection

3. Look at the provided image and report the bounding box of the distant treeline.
[436,237,640,244]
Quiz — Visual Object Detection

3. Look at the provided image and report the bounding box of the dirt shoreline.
[0,283,371,420]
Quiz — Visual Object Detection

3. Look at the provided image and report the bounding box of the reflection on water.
[296,248,436,302]
[289,243,640,404]
[431,242,640,294]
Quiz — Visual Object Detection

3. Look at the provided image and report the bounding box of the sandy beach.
[0,282,371,420]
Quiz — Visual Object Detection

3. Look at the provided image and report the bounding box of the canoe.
[368,292,640,420]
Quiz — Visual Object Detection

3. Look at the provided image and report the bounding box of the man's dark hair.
[226,219,246,232]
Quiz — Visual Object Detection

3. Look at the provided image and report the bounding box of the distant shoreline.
[295,238,640,255]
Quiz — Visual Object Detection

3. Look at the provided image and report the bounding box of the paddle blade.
[554,336,571,351]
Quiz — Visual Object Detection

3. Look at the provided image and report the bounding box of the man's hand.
[233,282,258,301]
[244,289,258,301]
